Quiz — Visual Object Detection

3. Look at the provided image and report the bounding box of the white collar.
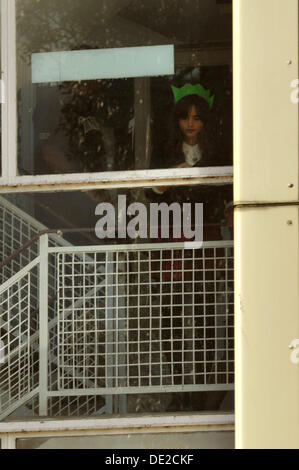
[182,142,202,166]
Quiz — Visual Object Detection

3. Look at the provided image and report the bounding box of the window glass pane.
[16,0,232,175]
[0,4,2,178]
[0,183,233,420]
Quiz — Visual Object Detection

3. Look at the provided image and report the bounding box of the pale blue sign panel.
[32,45,174,83]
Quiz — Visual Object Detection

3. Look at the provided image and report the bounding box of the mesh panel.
[0,197,107,419]
[56,244,234,393]
[0,204,39,285]
[0,266,39,415]
[0,197,234,418]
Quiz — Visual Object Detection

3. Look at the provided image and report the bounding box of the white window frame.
[0,0,233,194]
[0,414,235,449]
[0,0,235,435]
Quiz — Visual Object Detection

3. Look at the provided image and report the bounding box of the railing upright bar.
[105,252,115,413]
[117,252,128,414]
[39,234,49,416]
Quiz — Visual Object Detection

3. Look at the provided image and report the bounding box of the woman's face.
[179,105,204,145]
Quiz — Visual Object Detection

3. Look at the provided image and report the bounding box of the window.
[0,0,233,422]
[0,0,232,191]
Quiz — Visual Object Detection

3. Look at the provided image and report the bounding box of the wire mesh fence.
[0,262,39,416]
[0,198,108,418]
[55,242,234,394]
[0,197,234,418]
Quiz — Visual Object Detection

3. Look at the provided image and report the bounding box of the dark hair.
[174,94,210,124]
[166,94,211,166]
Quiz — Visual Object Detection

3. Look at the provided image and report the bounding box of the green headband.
[171,83,215,109]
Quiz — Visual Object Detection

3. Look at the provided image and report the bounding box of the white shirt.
[182,142,202,166]
[153,143,202,194]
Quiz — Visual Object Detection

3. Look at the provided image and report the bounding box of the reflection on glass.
[16,0,232,175]
[31,45,174,83]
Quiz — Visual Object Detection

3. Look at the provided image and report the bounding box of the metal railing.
[1,233,234,419]
[53,239,234,393]
[0,197,234,419]
[0,197,108,419]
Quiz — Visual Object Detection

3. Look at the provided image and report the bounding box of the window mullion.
[1,0,17,184]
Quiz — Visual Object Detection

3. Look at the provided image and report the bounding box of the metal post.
[116,251,127,414]
[39,234,49,416]
[1,0,17,184]
[105,252,115,413]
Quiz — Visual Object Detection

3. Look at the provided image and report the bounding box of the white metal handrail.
[51,237,234,398]
[0,259,39,418]
[0,198,234,419]
[0,197,108,419]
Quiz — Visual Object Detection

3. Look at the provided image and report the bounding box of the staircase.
[0,196,234,421]
[0,196,108,419]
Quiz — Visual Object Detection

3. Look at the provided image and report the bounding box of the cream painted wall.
[235,206,299,448]
[234,0,299,203]
[234,0,299,448]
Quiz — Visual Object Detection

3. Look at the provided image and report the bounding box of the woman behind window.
[149,84,233,412]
